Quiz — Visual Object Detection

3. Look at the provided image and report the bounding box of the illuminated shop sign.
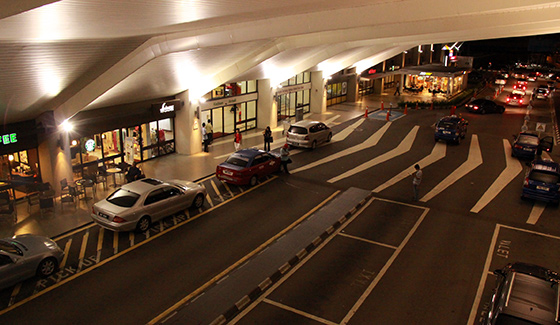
[160,102,175,113]
[419,72,432,76]
[0,133,17,146]
[85,139,96,152]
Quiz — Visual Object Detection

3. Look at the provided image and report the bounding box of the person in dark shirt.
[126,162,142,183]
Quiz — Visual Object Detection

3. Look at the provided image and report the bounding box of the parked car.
[0,234,64,290]
[505,90,526,106]
[513,78,528,90]
[91,178,206,232]
[286,120,332,149]
[511,132,554,160]
[216,148,281,186]
[434,115,468,144]
[485,262,560,325]
[527,72,538,81]
[465,98,505,114]
[521,158,560,205]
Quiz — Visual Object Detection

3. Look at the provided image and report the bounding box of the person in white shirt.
[412,164,422,201]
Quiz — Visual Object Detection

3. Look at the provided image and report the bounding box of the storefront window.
[0,149,41,199]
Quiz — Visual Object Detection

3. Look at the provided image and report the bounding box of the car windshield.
[438,121,456,129]
[225,156,249,167]
[0,240,23,255]
[518,135,539,145]
[288,126,308,135]
[529,170,560,184]
[106,189,141,208]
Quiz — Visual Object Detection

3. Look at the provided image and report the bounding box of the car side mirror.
[493,269,505,277]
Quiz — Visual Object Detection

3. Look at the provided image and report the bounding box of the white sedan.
[91,178,206,232]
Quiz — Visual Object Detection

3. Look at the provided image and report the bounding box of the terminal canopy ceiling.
[1,0,560,125]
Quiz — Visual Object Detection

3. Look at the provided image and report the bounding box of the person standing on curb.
[201,123,209,152]
[233,128,242,151]
[263,126,272,151]
[280,143,291,174]
[205,120,213,144]
[412,164,422,201]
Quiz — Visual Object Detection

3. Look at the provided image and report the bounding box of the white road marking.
[373,142,447,193]
[526,202,547,224]
[341,202,430,324]
[77,230,90,272]
[211,180,224,202]
[328,125,419,183]
[292,122,392,174]
[96,228,104,263]
[470,139,523,213]
[468,224,501,324]
[263,298,338,325]
[420,134,483,202]
[113,231,119,254]
[324,115,341,125]
[332,118,367,142]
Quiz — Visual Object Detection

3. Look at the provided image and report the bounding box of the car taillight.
[519,99,523,104]
[304,135,309,140]
[514,144,522,149]
[473,106,479,110]
[92,207,95,214]
[113,216,126,223]
[506,98,510,102]
[523,178,529,187]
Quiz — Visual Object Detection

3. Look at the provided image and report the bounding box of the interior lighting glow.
[71,140,77,146]
[8,155,14,161]
[61,120,73,132]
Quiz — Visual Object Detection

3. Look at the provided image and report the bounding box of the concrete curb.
[209,192,374,325]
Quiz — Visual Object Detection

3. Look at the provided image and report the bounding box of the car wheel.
[136,216,151,233]
[37,257,58,277]
[500,107,505,114]
[326,133,332,142]
[249,175,258,187]
[311,140,317,150]
[481,109,486,114]
[192,193,204,209]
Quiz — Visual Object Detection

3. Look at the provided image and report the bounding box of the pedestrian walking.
[280,143,291,174]
[205,120,213,144]
[394,80,401,96]
[201,123,209,152]
[412,164,422,201]
[263,126,272,151]
[233,128,242,151]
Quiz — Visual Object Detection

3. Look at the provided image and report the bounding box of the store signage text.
[0,133,17,146]
[201,93,258,110]
[160,102,175,113]
[275,83,311,96]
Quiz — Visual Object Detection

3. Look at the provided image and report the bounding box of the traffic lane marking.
[262,298,338,325]
[148,188,340,324]
[0,176,279,317]
[421,134,483,202]
[373,141,446,193]
[470,139,523,213]
[468,224,560,324]
[230,197,429,325]
[526,202,546,224]
[291,122,391,174]
[328,125,419,183]
[331,117,367,142]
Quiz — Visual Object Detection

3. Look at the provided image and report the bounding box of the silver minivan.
[286,120,332,149]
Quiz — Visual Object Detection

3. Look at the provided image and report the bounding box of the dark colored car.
[521,159,560,204]
[485,262,560,325]
[216,148,281,186]
[465,99,505,114]
[434,115,468,144]
[511,132,554,160]
[513,78,528,90]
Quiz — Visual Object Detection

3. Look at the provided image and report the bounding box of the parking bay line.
[328,125,419,183]
[470,139,523,213]
[0,176,281,318]
[420,134,482,202]
[468,224,560,323]
[149,188,341,324]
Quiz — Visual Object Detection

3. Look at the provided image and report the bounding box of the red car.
[216,148,281,186]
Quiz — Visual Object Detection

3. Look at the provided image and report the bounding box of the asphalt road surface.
[1,78,559,325]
